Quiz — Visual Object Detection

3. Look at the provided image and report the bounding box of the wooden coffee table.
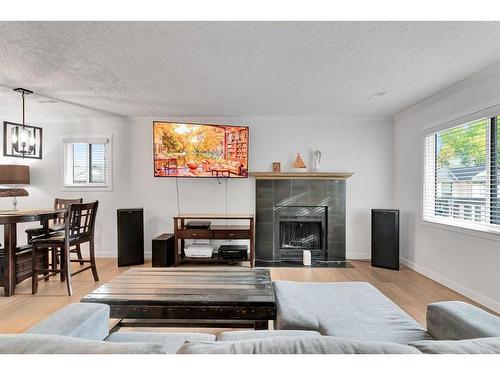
[81,268,276,330]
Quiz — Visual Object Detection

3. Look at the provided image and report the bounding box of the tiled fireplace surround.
[255,178,346,264]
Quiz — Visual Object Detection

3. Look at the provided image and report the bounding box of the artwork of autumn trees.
[153,122,248,177]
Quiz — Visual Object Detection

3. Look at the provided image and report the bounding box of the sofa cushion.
[106,332,216,354]
[409,337,500,354]
[0,334,166,354]
[273,281,430,344]
[426,301,500,340]
[217,330,321,341]
[177,336,421,354]
[26,303,110,341]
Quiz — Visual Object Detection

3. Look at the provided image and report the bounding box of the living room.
[1,0,499,370]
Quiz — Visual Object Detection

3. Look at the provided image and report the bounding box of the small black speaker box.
[152,233,175,267]
[117,208,144,267]
[371,209,399,270]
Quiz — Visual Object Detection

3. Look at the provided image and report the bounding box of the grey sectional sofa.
[0,281,498,354]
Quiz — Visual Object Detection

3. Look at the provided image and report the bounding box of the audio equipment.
[152,233,175,267]
[218,244,248,260]
[117,208,144,267]
[371,209,399,270]
[185,221,211,229]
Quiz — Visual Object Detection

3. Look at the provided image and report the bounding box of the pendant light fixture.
[2,87,43,159]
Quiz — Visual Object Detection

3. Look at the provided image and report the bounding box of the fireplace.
[255,178,348,264]
[274,206,327,260]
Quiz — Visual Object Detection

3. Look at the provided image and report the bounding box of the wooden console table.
[173,214,254,267]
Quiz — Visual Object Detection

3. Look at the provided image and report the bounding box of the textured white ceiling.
[1,21,500,120]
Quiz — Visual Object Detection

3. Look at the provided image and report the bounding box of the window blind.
[63,141,110,187]
[423,116,500,233]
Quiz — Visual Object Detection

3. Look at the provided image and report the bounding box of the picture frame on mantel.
[272,162,281,173]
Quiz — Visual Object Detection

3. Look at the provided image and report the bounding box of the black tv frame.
[152,121,249,178]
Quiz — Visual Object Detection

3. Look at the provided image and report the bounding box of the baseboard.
[93,252,152,260]
[347,252,371,260]
[94,251,116,258]
[400,257,500,313]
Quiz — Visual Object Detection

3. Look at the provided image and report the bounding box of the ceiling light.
[368,91,386,101]
[3,88,43,159]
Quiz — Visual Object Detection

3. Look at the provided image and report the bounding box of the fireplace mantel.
[250,172,354,180]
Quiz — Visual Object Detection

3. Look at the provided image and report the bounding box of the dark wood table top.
[0,209,64,224]
[81,268,275,307]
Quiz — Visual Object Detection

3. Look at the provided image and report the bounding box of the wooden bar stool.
[26,198,84,266]
[31,201,99,296]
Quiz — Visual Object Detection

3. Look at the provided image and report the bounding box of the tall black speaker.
[117,208,144,267]
[371,209,399,270]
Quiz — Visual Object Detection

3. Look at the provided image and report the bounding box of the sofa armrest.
[427,301,500,340]
[25,303,110,341]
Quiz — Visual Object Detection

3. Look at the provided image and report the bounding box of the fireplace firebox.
[274,206,327,260]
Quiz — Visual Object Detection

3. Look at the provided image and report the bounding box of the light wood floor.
[0,258,492,334]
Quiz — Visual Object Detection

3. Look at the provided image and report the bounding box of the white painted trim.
[347,252,371,260]
[422,104,500,136]
[400,257,500,313]
[94,252,152,260]
[421,218,500,242]
[60,134,114,192]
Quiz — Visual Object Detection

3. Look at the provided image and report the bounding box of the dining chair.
[26,198,84,266]
[31,201,99,296]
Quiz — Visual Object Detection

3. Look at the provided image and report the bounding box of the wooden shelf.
[179,255,247,264]
[250,172,354,180]
[173,214,254,267]
[174,214,253,220]
[210,225,250,230]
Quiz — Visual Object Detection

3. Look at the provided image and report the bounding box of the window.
[423,116,499,234]
[62,137,112,190]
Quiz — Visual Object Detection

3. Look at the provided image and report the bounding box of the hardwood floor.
[0,258,492,334]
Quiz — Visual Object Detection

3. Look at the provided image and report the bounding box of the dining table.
[0,209,64,296]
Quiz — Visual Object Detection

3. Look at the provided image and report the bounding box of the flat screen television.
[153,121,249,178]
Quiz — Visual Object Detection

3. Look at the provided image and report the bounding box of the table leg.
[3,223,17,297]
[249,218,255,268]
[109,319,123,334]
[254,321,269,330]
[41,217,49,235]
[174,218,179,266]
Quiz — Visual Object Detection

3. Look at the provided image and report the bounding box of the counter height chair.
[31,201,99,296]
[26,198,84,266]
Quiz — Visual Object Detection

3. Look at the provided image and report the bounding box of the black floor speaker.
[117,208,144,267]
[152,233,175,267]
[371,209,399,270]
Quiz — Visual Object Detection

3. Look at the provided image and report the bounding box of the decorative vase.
[311,149,321,172]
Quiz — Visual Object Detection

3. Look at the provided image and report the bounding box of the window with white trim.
[423,116,499,233]
[62,137,112,189]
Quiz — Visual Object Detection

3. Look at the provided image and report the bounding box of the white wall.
[0,116,133,256]
[127,116,394,260]
[1,114,395,261]
[394,62,500,313]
